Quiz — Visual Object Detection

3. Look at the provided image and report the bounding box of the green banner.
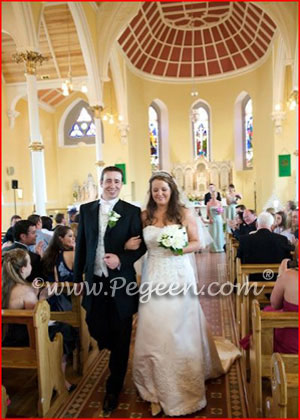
[115,163,127,184]
[278,154,291,177]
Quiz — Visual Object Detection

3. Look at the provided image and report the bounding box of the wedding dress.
[132,225,240,416]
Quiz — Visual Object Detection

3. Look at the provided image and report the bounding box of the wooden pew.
[225,232,232,277]
[47,281,98,375]
[235,258,279,339]
[265,353,298,418]
[230,237,239,285]
[249,300,298,418]
[2,385,8,418]
[2,300,67,417]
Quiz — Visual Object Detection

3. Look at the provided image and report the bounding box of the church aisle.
[53,252,248,418]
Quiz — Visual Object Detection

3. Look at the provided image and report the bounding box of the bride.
[126,171,240,416]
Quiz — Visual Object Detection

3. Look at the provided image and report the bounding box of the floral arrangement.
[216,207,224,214]
[157,225,188,255]
[108,210,121,228]
[187,193,203,202]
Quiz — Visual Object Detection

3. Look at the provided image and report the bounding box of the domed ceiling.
[118,1,277,79]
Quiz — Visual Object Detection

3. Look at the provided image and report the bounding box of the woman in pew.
[266,243,298,354]
[2,248,77,392]
[41,226,75,311]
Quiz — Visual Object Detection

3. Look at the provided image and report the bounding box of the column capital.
[90,105,103,119]
[7,110,20,129]
[29,142,45,152]
[95,160,105,167]
[13,50,48,75]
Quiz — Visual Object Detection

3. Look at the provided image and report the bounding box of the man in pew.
[2,220,43,282]
[231,208,257,240]
[237,211,293,281]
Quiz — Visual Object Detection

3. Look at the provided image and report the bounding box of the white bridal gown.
[133,225,240,416]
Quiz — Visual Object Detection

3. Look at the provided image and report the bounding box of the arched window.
[243,96,253,169]
[62,99,103,146]
[191,102,210,160]
[149,103,161,171]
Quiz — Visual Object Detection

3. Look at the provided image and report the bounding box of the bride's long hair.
[145,172,185,226]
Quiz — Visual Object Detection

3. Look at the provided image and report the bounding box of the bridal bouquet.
[216,207,224,215]
[157,225,188,255]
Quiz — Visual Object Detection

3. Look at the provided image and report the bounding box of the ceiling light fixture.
[102,82,123,124]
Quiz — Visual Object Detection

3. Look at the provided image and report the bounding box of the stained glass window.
[69,107,96,138]
[192,103,210,159]
[149,104,160,171]
[244,98,253,168]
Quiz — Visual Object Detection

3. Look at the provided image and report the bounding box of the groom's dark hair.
[101,166,124,182]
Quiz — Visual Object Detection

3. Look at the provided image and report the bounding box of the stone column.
[90,105,105,194]
[13,51,48,215]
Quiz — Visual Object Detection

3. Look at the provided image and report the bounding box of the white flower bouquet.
[108,210,121,228]
[157,225,188,255]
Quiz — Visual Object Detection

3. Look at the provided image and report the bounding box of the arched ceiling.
[2,3,87,108]
[118,1,277,80]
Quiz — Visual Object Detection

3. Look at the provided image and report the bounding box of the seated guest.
[204,183,222,205]
[2,248,77,392]
[285,200,297,213]
[266,247,298,354]
[240,247,298,353]
[236,204,246,214]
[232,209,257,240]
[55,213,67,228]
[273,211,287,233]
[237,211,293,281]
[2,220,42,282]
[273,210,295,242]
[70,222,79,239]
[2,215,22,246]
[290,209,298,239]
[41,216,54,236]
[42,226,75,311]
[27,214,52,253]
[68,208,78,225]
[266,207,276,217]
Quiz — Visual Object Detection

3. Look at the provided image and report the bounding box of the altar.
[172,156,232,201]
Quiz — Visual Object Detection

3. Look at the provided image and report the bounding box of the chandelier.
[287,90,298,111]
[102,83,123,124]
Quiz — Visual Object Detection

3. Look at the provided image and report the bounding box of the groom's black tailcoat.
[74,199,146,319]
[73,199,146,394]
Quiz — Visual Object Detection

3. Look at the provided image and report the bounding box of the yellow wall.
[2,93,58,230]
[1,85,130,230]
[125,48,297,212]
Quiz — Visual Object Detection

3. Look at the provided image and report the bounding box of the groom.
[74,166,146,414]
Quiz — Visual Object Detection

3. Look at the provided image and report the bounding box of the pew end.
[2,301,68,417]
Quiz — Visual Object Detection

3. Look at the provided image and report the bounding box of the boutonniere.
[108,210,121,228]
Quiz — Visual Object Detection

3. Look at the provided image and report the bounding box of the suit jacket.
[237,228,293,281]
[204,191,222,205]
[2,242,42,283]
[73,199,147,319]
[232,219,257,240]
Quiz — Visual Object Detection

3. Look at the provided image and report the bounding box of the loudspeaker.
[11,180,18,189]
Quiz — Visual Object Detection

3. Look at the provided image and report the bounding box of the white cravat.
[94,197,119,277]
